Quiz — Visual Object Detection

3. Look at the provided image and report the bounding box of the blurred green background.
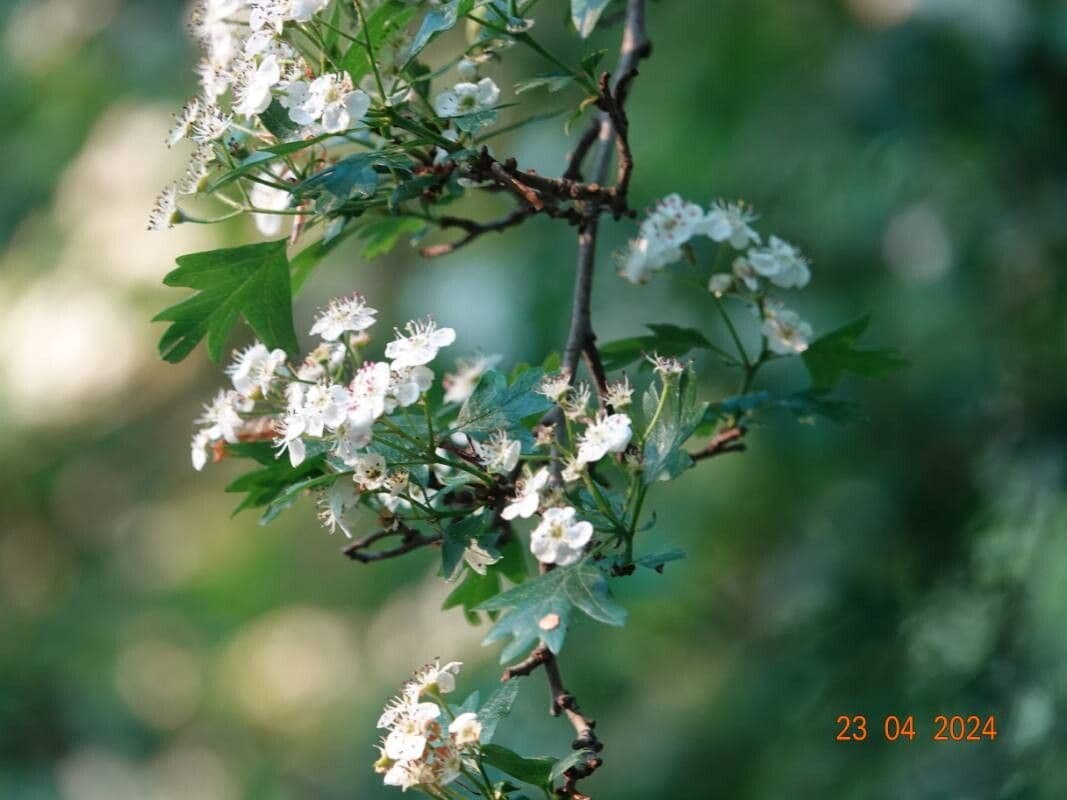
[2,0,1067,797]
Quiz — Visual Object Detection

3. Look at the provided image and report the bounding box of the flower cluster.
[152,0,505,233]
[619,194,815,354]
[374,660,482,793]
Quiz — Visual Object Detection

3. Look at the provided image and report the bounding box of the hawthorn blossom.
[274,401,307,466]
[310,294,378,341]
[190,102,231,143]
[227,342,286,396]
[284,73,371,132]
[383,700,441,761]
[333,422,373,466]
[530,506,593,567]
[448,712,482,747]
[708,273,734,297]
[297,342,345,381]
[473,430,520,474]
[148,183,180,231]
[317,480,360,537]
[167,98,201,146]
[761,307,813,355]
[538,370,572,403]
[443,354,500,404]
[748,236,811,289]
[577,412,633,465]
[191,430,213,471]
[640,194,705,249]
[501,467,550,520]
[732,256,760,291]
[179,144,215,194]
[700,200,760,249]
[647,353,685,377]
[389,366,433,408]
[433,77,500,118]
[249,179,292,236]
[406,659,463,698]
[385,319,456,369]
[351,452,388,490]
[604,376,633,409]
[196,389,249,443]
[347,361,392,426]
[616,235,682,284]
[233,54,281,117]
[560,382,591,421]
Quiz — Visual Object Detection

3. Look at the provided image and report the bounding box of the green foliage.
[294,152,414,214]
[224,449,327,516]
[642,366,708,484]
[406,0,475,62]
[342,1,419,84]
[481,744,557,787]
[479,561,626,663]
[599,324,715,372]
[703,390,862,427]
[355,216,426,259]
[477,680,521,744]
[457,368,554,447]
[802,316,907,391]
[153,240,299,363]
[571,0,613,38]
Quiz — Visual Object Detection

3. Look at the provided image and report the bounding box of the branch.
[341,524,441,563]
[419,208,532,258]
[689,426,747,461]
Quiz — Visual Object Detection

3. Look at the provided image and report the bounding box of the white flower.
[561,382,591,421]
[310,294,378,341]
[576,412,633,465]
[448,712,482,747]
[501,467,549,520]
[605,376,633,409]
[301,381,349,436]
[191,430,212,471]
[167,97,201,146]
[537,370,572,403]
[560,457,584,484]
[473,430,520,474]
[195,389,249,443]
[249,179,292,236]
[233,54,281,117]
[389,366,434,408]
[333,422,374,466]
[284,73,371,132]
[443,354,500,404]
[296,342,345,381]
[748,236,811,289]
[708,273,734,297]
[732,256,760,291]
[462,539,500,575]
[761,307,813,355]
[385,318,456,369]
[406,659,462,698]
[226,342,286,396]
[347,361,392,426]
[699,200,760,249]
[647,353,685,377]
[616,236,682,284]
[190,102,231,142]
[640,194,705,249]
[148,183,180,231]
[350,452,388,489]
[530,506,593,567]
[289,0,330,23]
[318,480,360,537]
[383,701,440,761]
[433,77,500,118]
[456,58,478,81]
[179,143,215,194]
[274,388,307,466]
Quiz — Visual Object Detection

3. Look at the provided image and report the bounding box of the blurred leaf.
[294,152,412,214]
[441,513,494,579]
[515,73,575,94]
[356,215,425,258]
[405,0,474,62]
[580,49,607,79]
[154,240,298,363]
[342,1,419,84]
[478,679,521,744]
[632,548,686,573]
[258,99,300,139]
[571,0,612,38]
[290,226,357,295]
[457,368,553,446]
[802,316,907,391]
[479,561,625,663]
[481,744,555,787]
[225,448,328,516]
[550,750,597,782]
[205,135,329,192]
[259,472,339,524]
[642,365,708,484]
[599,323,712,372]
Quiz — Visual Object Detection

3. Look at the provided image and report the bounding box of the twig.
[689,426,747,461]
[419,208,531,257]
[342,524,441,563]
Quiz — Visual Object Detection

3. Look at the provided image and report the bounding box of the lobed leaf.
[642,365,709,484]
[456,368,553,447]
[599,323,713,372]
[570,0,613,38]
[802,316,907,391]
[154,240,299,363]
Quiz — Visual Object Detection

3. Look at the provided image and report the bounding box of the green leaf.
[225,453,326,517]
[258,98,300,139]
[481,744,555,787]
[515,73,575,94]
[405,0,474,62]
[154,240,299,363]
[642,365,708,484]
[580,49,607,78]
[571,0,612,38]
[550,750,597,783]
[356,216,425,258]
[290,225,357,295]
[294,152,412,214]
[599,323,712,372]
[478,679,520,744]
[457,368,553,447]
[632,548,686,573]
[441,513,494,579]
[205,135,330,193]
[702,390,861,428]
[342,1,419,84]
[478,561,626,663]
[259,472,339,525]
[802,316,907,390]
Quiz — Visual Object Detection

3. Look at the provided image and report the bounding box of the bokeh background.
[3,0,1067,797]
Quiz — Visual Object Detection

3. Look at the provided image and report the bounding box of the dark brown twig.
[341,524,440,563]
[689,426,747,461]
[419,208,532,257]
